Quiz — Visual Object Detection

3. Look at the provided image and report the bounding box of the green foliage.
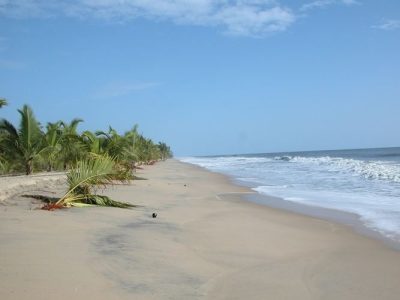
[0,103,173,176]
[56,155,134,208]
[0,105,44,174]
[59,118,85,170]
[41,121,63,171]
[158,142,173,160]
[1,102,173,208]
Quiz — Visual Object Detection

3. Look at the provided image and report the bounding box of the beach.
[1,159,400,299]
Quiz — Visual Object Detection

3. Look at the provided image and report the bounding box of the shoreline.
[244,192,400,251]
[181,160,400,250]
[2,159,400,299]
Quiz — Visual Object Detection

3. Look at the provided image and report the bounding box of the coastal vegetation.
[0,101,173,209]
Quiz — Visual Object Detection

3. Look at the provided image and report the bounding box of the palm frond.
[64,155,116,197]
[56,155,134,208]
[0,118,19,140]
[67,195,135,208]
[78,195,134,208]
[17,105,43,153]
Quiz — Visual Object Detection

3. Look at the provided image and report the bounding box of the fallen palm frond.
[72,194,135,208]
[22,194,59,203]
[52,155,135,209]
[24,194,133,209]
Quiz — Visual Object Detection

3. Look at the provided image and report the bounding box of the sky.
[0,0,399,156]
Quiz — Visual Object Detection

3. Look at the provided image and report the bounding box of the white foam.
[274,155,400,183]
[253,184,400,239]
[179,154,400,241]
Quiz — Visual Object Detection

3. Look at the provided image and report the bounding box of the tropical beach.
[2,1,400,299]
[2,159,400,299]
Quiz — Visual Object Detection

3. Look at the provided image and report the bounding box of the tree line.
[0,99,173,176]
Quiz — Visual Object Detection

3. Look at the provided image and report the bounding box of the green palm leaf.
[0,105,43,174]
[56,155,134,208]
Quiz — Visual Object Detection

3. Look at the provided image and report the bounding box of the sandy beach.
[1,159,400,299]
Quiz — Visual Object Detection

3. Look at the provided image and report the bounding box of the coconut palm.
[158,142,173,160]
[122,125,141,167]
[0,105,43,174]
[96,126,128,162]
[96,127,140,180]
[134,136,160,164]
[132,134,148,163]
[41,121,63,171]
[0,101,173,179]
[81,130,104,155]
[55,155,134,208]
[59,118,85,170]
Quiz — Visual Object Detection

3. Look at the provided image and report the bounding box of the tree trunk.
[25,159,33,175]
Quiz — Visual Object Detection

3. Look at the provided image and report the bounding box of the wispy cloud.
[0,0,296,37]
[300,0,359,12]
[93,81,160,99]
[0,0,50,18]
[372,19,400,31]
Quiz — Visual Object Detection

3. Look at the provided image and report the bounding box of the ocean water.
[180,147,400,242]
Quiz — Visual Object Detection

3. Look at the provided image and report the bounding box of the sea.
[180,147,400,243]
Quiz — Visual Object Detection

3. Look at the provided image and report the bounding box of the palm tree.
[158,142,173,160]
[96,126,128,162]
[0,105,43,174]
[123,125,141,168]
[0,101,173,178]
[96,127,139,179]
[59,118,84,170]
[42,121,63,171]
[81,130,104,155]
[134,136,160,164]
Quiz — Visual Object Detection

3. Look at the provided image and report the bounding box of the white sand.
[0,172,66,202]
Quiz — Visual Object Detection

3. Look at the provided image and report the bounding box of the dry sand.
[1,159,400,299]
[0,172,66,202]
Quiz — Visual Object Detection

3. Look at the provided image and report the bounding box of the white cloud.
[93,81,160,99]
[300,0,359,12]
[372,19,400,31]
[213,5,294,36]
[0,0,296,37]
[0,0,50,18]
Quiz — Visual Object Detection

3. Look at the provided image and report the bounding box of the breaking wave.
[273,156,400,183]
[179,148,400,241]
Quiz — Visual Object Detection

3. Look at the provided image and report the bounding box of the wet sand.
[1,159,400,299]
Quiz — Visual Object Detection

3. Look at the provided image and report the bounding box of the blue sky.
[0,0,399,156]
